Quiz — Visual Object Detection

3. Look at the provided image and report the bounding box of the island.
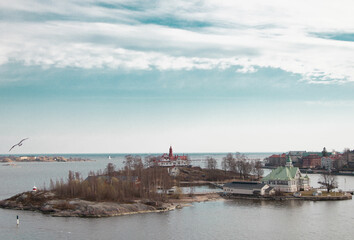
[1,153,352,218]
[0,160,235,217]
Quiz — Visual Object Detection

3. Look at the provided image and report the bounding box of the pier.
[210,182,224,189]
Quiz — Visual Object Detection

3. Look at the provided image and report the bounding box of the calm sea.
[1,153,353,240]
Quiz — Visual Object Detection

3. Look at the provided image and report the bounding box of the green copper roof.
[262,166,299,181]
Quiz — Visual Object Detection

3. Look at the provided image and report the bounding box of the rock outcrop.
[0,191,176,217]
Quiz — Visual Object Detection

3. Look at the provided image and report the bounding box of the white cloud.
[1,0,354,83]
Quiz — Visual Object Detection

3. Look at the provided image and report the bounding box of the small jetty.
[210,182,224,189]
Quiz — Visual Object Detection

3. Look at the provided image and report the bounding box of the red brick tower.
[169,146,173,159]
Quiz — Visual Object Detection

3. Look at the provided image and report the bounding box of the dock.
[210,182,224,189]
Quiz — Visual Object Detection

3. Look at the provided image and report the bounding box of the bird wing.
[9,144,18,152]
[18,138,29,144]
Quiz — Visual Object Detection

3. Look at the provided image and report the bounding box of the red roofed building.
[156,146,190,167]
[265,153,287,166]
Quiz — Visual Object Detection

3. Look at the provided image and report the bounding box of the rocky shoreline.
[0,191,222,218]
[1,189,351,218]
[0,191,181,217]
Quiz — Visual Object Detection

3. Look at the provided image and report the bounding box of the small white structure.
[168,167,180,177]
[223,181,274,196]
[32,186,37,192]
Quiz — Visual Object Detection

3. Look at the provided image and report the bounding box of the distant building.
[321,157,333,171]
[302,154,322,169]
[288,151,306,166]
[330,153,345,170]
[223,181,274,196]
[265,153,287,166]
[154,146,190,167]
[344,150,354,169]
[262,156,310,192]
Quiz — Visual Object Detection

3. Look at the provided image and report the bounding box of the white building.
[223,181,274,196]
[155,146,190,167]
[262,155,310,192]
[157,158,190,167]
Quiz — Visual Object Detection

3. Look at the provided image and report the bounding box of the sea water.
[1,153,353,240]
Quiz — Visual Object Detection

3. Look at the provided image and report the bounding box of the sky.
[1,0,354,154]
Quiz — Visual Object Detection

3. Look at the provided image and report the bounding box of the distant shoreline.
[0,156,93,163]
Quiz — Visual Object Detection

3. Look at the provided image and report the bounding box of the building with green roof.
[262,155,310,192]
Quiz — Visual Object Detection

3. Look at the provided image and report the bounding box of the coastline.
[222,193,352,201]
[1,188,351,218]
[0,191,221,218]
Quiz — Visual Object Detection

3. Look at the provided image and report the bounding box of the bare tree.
[318,172,338,192]
[253,161,264,179]
[221,157,228,173]
[105,163,116,177]
[206,157,217,170]
[144,155,158,167]
[222,153,236,172]
[241,161,253,179]
[235,152,250,179]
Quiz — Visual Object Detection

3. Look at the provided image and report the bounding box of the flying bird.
[9,138,29,152]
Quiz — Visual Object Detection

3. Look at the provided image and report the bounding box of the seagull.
[9,138,29,152]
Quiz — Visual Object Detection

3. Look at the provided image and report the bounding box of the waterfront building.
[302,154,322,169]
[155,146,190,167]
[330,153,345,170]
[223,181,274,196]
[321,157,333,171]
[343,150,354,169]
[288,151,306,166]
[262,156,310,192]
[265,153,286,166]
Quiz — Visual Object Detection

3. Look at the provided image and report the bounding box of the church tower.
[169,146,173,159]
[285,155,293,167]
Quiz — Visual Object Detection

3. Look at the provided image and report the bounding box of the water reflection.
[224,198,305,208]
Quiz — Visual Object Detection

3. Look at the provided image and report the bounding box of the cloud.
[1,0,354,83]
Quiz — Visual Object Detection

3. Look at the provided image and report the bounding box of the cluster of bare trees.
[318,171,338,193]
[50,155,174,202]
[205,157,217,170]
[219,153,264,179]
